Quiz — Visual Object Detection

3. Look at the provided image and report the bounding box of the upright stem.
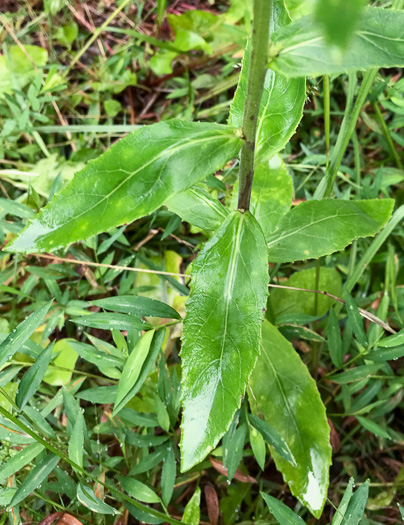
[323,75,330,167]
[237,0,271,211]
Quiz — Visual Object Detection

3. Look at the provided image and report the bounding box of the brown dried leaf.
[39,513,84,525]
[204,485,219,525]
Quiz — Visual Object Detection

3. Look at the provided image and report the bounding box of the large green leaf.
[250,321,331,518]
[268,267,342,321]
[180,211,268,471]
[269,8,404,78]
[233,156,293,239]
[6,121,242,254]
[229,45,305,164]
[266,199,394,263]
[166,187,229,231]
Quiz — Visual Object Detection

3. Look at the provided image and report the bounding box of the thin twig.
[268,283,396,334]
[31,253,188,278]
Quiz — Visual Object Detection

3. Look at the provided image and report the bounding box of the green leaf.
[269,267,341,320]
[314,0,365,50]
[0,45,48,95]
[114,330,155,415]
[223,422,248,481]
[166,187,229,231]
[343,480,370,525]
[377,328,404,348]
[71,312,151,331]
[16,345,53,409]
[6,121,242,254]
[0,443,44,484]
[332,478,354,525]
[10,454,59,507]
[249,414,295,466]
[69,409,85,470]
[367,345,404,362]
[229,43,305,164]
[182,486,201,525]
[249,423,266,470]
[77,483,118,515]
[118,476,161,504]
[161,446,176,506]
[92,295,181,319]
[232,156,293,239]
[0,198,36,219]
[269,8,404,78]
[261,492,306,525]
[0,301,53,368]
[250,321,331,518]
[356,416,391,440]
[344,293,367,347]
[327,308,343,368]
[266,199,394,263]
[180,211,268,471]
[330,364,382,384]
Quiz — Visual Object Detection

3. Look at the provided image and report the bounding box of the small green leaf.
[343,480,370,525]
[92,295,181,319]
[161,446,176,506]
[0,301,53,368]
[0,443,44,484]
[327,308,343,368]
[69,409,85,470]
[229,42,305,164]
[114,330,155,415]
[249,414,295,466]
[72,312,151,331]
[166,187,229,231]
[377,329,404,348]
[118,476,161,504]
[0,198,35,219]
[344,293,367,347]
[180,211,268,471]
[223,422,248,481]
[250,321,331,518]
[77,483,118,515]
[249,423,266,470]
[6,121,242,254]
[367,345,404,362]
[330,364,382,384]
[357,416,391,440]
[267,199,394,263]
[332,478,354,525]
[261,492,306,525]
[182,486,201,524]
[10,454,59,507]
[16,345,53,409]
[269,267,341,320]
[269,8,404,77]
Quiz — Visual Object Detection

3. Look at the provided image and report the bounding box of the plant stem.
[323,75,330,167]
[237,0,271,211]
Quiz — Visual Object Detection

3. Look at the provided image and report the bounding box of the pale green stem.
[237,0,271,211]
[373,102,403,170]
[323,75,331,167]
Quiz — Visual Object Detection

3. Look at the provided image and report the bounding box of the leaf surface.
[6,121,242,254]
[180,211,268,471]
[232,156,293,238]
[250,321,331,518]
[267,199,394,263]
[92,295,180,319]
[261,492,306,525]
[229,46,305,164]
[166,187,229,231]
[269,8,404,77]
